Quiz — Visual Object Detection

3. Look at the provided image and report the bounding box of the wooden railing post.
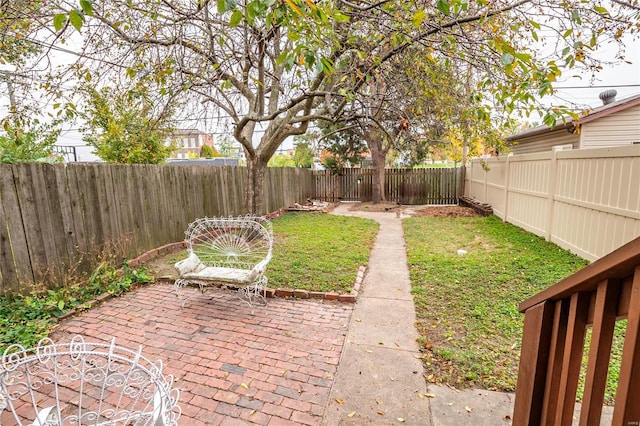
[540,299,569,425]
[612,266,640,425]
[555,291,589,425]
[580,279,619,426]
[513,301,554,425]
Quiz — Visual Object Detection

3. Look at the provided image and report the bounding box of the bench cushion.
[174,252,206,276]
[182,266,255,284]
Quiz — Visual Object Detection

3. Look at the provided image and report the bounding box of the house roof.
[506,92,640,141]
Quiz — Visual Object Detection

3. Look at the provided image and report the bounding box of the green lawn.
[269,212,378,293]
[404,216,591,392]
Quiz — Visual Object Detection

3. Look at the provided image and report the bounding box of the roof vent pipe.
[599,89,617,105]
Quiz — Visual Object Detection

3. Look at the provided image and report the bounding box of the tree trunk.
[244,155,268,214]
[368,135,387,204]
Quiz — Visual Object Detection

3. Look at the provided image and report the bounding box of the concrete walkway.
[324,204,516,425]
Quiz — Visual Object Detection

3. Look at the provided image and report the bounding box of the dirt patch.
[347,201,402,212]
[347,202,479,218]
[410,206,479,218]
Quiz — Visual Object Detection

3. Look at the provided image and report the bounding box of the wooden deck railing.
[513,236,640,426]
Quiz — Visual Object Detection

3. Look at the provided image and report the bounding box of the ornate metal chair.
[0,335,181,425]
[174,215,274,313]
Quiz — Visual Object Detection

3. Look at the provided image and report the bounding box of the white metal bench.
[174,215,273,313]
[0,335,181,425]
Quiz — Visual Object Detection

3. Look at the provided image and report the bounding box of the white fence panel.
[465,145,640,261]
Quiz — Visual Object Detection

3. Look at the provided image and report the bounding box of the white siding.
[510,130,579,155]
[580,104,640,148]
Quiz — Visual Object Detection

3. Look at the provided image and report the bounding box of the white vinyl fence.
[465,145,640,261]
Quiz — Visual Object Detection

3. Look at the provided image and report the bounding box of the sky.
[542,34,640,109]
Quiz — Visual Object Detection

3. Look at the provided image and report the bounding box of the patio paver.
[50,285,353,425]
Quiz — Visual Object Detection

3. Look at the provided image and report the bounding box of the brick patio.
[49,283,353,425]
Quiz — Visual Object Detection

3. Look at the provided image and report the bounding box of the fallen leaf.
[417,393,424,399]
[504,414,512,420]
[448,402,454,406]
[465,406,472,413]
[378,342,384,345]
[397,418,405,423]
[336,398,345,404]
[376,399,382,405]
[425,393,436,398]
[355,319,362,322]
[240,383,249,389]
[347,411,356,418]
[365,350,373,353]
[377,410,385,415]
[249,410,256,416]
[389,376,395,381]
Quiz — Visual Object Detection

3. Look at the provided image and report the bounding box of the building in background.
[508,91,640,155]
[169,129,215,159]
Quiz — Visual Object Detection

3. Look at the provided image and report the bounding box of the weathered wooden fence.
[314,167,462,204]
[465,145,640,261]
[0,163,314,295]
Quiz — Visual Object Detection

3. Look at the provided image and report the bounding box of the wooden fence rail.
[0,163,314,295]
[513,236,640,425]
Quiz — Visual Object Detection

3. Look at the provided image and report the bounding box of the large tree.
[18,0,640,211]
[79,84,178,164]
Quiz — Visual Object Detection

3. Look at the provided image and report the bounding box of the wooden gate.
[313,167,462,205]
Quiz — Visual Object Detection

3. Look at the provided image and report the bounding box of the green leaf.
[593,5,608,14]
[230,10,243,27]
[436,0,450,15]
[53,14,67,31]
[571,9,581,23]
[320,57,334,73]
[500,53,515,66]
[413,9,425,27]
[68,10,84,31]
[562,28,573,38]
[57,300,64,311]
[217,0,237,13]
[246,9,255,24]
[79,0,94,16]
[333,11,350,23]
[543,112,557,127]
[276,51,289,65]
[514,52,532,63]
